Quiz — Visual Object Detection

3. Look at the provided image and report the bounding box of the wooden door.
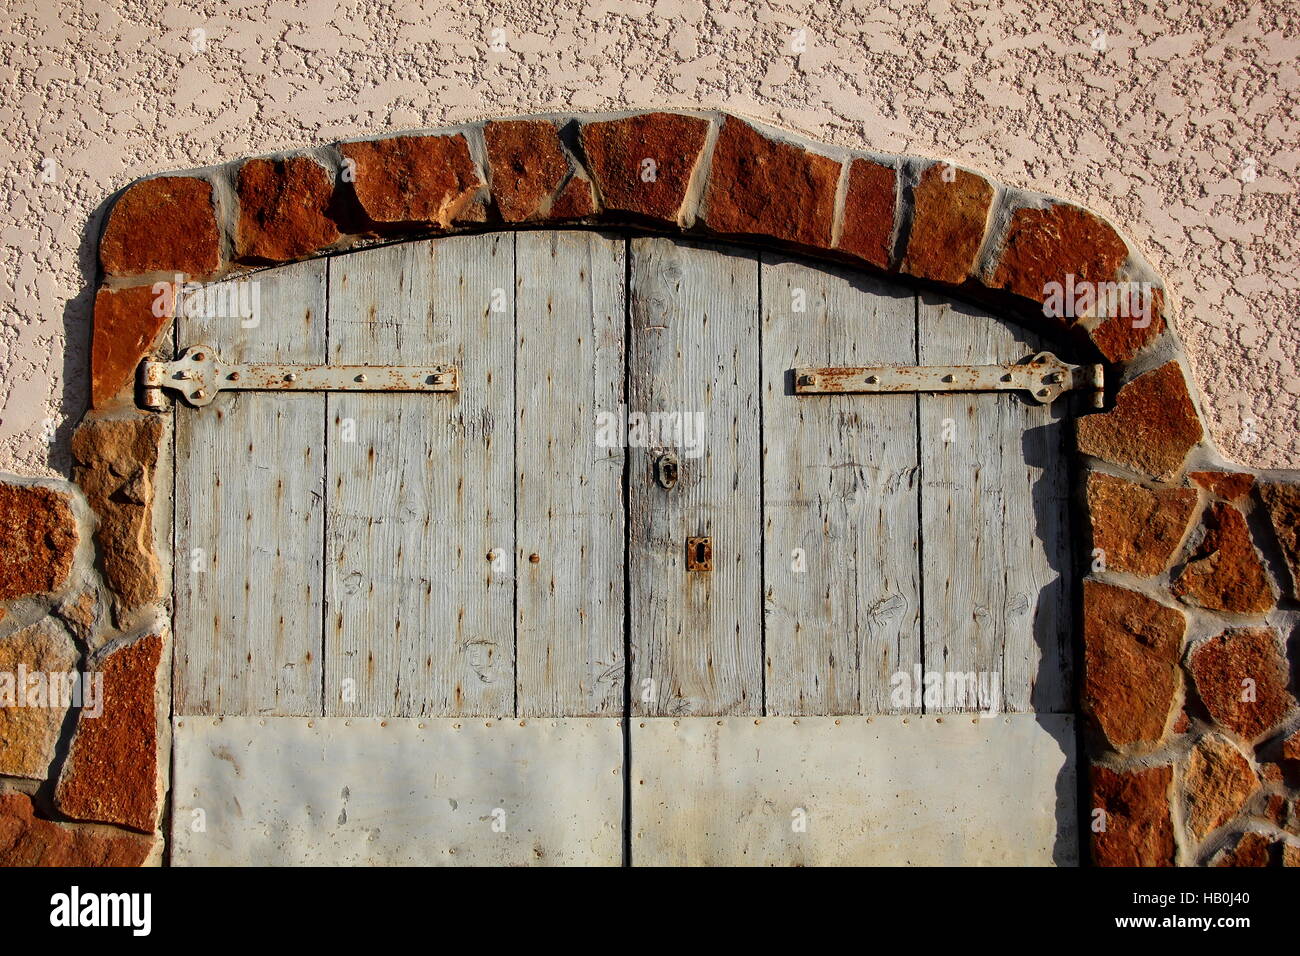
[171,232,1077,866]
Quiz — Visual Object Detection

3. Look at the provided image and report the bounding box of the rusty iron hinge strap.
[793,351,1103,407]
[140,345,459,410]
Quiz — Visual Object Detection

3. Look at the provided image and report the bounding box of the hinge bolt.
[356,373,367,383]
[285,373,298,383]
[194,389,207,400]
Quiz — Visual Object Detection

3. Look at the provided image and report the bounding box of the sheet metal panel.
[172,716,622,866]
[632,715,1078,866]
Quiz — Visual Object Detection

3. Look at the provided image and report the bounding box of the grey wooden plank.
[325,235,514,717]
[628,237,761,716]
[172,716,623,866]
[760,255,920,715]
[174,258,327,716]
[917,294,1073,713]
[515,231,626,717]
[632,715,1077,865]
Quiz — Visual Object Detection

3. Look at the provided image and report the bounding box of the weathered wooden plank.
[174,259,327,716]
[172,716,623,866]
[628,238,761,716]
[632,715,1078,865]
[761,255,920,715]
[515,231,626,717]
[917,294,1073,713]
[325,235,514,717]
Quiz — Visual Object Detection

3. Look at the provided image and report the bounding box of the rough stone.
[0,482,77,601]
[989,202,1130,311]
[1258,482,1300,597]
[1172,502,1275,614]
[901,164,995,284]
[1283,729,1300,761]
[71,416,163,617]
[1184,734,1257,842]
[1189,627,1295,741]
[0,792,153,866]
[1088,289,1166,363]
[549,174,597,219]
[235,156,340,262]
[837,158,896,269]
[1090,764,1174,866]
[1086,472,1197,576]
[341,133,483,229]
[91,283,174,408]
[580,112,710,226]
[701,117,840,247]
[98,175,221,279]
[1083,581,1185,749]
[484,120,570,222]
[1190,471,1255,500]
[0,619,78,778]
[56,632,163,833]
[1075,362,1203,482]
[1212,831,1273,866]
[55,589,100,647]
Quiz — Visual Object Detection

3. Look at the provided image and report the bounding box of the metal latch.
[654,452,679,490]
[140,345,459,410]
[793,351,1103,407]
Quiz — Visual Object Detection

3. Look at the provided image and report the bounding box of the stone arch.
[48,111,1300,867]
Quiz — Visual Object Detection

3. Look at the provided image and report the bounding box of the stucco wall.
[1,0,1296,476]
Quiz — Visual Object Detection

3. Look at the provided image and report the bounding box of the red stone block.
[901,163,994,284]
[56,633,164,833]
[341,133,483,229]
[0,484,77,601]
[1172,502,1275,614]
[91,283,174,408]
[1075,362,1203,481]
[1083,580,1185,749]
[0,792,152,866]
[837,158,896,269]
[581,112,710,226]
[1086,472,1197,577]
[99,175,221,279]
[235,156,340,262]
[1190,627,1295,740]
[1090,764,1175,866]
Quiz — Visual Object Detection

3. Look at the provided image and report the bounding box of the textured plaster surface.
[0,0,1297,476]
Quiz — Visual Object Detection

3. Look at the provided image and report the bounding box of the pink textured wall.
[1,0,1296,475]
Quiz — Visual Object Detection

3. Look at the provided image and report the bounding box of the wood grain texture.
[325,235,514,717]
[515,231,626,717]
[760,255,920,715]
[628,238,762,716]
[917,294,1073,713]
[174,258,327,716]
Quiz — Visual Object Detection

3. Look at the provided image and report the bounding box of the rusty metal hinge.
[140,345,459,411]
[793,351,1103,407]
